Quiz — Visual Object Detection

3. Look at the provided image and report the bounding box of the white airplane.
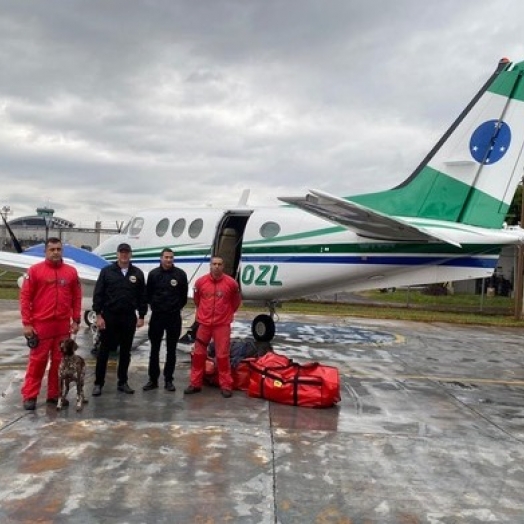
[2,57,524,342]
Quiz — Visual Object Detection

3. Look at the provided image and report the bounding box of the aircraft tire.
[84,309,97,327]
[252,314,275,342]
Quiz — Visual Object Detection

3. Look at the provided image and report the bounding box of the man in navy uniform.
[92,243,147,396]
[143,247,188,392]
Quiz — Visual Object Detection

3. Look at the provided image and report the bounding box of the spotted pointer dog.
[58,338,87,411]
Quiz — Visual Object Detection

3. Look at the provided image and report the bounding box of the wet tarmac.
[1,299,524,523]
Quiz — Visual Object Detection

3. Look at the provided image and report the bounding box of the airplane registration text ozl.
[241,264,283,286]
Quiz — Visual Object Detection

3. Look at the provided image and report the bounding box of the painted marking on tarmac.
[14,318,522,386]
[232,320,402,345]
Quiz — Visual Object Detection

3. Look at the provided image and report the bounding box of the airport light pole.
[44,215,51,242]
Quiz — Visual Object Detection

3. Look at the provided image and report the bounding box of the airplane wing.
[0,247,104,285]
[279,189,462,247]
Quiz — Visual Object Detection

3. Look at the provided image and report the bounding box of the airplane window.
[171,218,186,238]
[156,218,170,237]
[260,221,281,238]
[121,221,130,234]
[129,217,144,236]
[188,218,203,238]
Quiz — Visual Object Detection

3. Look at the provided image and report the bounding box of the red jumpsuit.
[20,259,82,401]
[190,272,241,390]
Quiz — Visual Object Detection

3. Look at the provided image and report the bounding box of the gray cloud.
[1,0,524,225]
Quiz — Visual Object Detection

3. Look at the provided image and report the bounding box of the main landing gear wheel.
[84,309,97,327]
[252,314,275,342]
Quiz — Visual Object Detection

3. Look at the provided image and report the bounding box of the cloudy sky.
[1,0,524,227]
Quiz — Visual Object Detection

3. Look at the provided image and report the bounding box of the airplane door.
[212,211,252,280]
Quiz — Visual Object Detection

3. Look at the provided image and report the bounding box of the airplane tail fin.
[351,58,524,229]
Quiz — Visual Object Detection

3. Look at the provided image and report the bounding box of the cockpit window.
[156,218,170,237]
[171,218,186,238]
[121,220,130,235]
[129,217,144,236]
[188,218,203,238]
[260,221,281,239]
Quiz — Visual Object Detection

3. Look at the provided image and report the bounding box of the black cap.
[117,243,132,252]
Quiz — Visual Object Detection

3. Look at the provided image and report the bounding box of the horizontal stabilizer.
[279,189,462,247]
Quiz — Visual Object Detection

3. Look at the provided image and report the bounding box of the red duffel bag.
[204,357,257,391]
[203,339,270,390]
[248,353,341,408]
[232,359,255,391]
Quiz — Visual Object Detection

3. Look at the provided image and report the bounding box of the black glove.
[25,334,39,349]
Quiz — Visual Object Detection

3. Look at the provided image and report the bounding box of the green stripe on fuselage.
[238,242,501,256]
[105,241,501,262]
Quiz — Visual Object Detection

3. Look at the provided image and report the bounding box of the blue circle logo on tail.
[470,119,511,164]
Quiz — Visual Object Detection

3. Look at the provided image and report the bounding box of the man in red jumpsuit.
[184,256,241,398]
[20,237,82,410]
